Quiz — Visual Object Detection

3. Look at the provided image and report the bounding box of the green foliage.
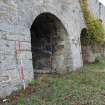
[17,97,25,105]
[30,79,38,85]
[80,0,105,45]
[95,55,105,63]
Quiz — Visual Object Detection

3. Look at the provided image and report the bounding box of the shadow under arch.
[30,12,71,74]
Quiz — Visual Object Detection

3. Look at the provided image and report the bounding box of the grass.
[17,60,105,105]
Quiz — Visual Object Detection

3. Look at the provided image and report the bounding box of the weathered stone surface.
[82,46,95,63]
[0,76,9,82]
[0,54,16,71]
[17,42,31,51]
[0,0,105,97]
[88,0,105,25]
[0,39,15,55]
[0,0,18,25]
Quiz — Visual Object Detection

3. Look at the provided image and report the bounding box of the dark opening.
[30,13,69,73]
[80,28,88,46]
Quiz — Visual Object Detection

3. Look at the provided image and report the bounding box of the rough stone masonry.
[0,0,105,97]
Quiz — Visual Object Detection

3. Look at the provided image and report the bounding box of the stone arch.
[30,12,72,73]
[28,5,69,32]
[80,28,95,64]
[24,3,83,70]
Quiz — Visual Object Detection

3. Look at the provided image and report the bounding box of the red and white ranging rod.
[16,41,26,90]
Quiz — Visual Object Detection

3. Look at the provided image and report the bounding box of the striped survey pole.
[16,41,26,90]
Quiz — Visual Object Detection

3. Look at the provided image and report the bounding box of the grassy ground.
[13,60,105,105]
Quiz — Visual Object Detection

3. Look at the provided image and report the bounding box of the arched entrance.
[30,13,70,73]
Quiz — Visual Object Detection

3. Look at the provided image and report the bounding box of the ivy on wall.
[80,0,105,45]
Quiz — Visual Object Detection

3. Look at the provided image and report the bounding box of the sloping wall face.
[100,4,105,23]
[0,0,86,97]
[88,0,105,24]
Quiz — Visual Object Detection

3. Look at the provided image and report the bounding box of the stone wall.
[82,45,105,64]
[0,0,104,97]
[88,0,105,24]
[0,1,34,97]
[81,0,105,64]
[0,24,33,97]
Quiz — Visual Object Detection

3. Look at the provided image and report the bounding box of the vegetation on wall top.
[80,0,105,45]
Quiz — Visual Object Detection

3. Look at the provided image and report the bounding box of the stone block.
[0,53,16,71]
[7,33,30,42]
[0,39,15,55]
[17,42,31,51]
